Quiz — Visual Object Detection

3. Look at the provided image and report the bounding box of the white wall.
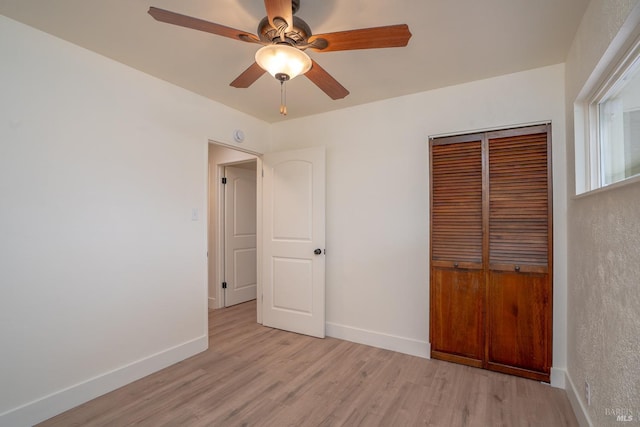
[564,1,640,426]
[0,16,269,426]
[271,64,568,377]
[0,9,590,425]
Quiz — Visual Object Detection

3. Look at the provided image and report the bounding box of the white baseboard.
[0,336,208,427]
[208,297,216,309]
[550,367,566,388]
[325,322,430,359]
[565,371,593,427]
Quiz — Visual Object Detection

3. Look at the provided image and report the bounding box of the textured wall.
[570,185,640,425]
[565,1,640,425]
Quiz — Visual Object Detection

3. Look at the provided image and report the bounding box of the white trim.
[0,336,208,427]
[550,367,566,389]
[208,297,216,309]
[572,170,640,199]
[565,371,594,427]
[255,156,263,324]
[428,120,552,140]
[217,163,226,308]
[326,322,430,359]
[207,139,263,157]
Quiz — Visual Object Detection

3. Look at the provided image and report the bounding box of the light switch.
[191,208,199,221]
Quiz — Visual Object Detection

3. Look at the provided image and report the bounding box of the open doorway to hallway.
[207,143,259,310]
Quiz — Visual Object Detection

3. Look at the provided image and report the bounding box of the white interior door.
[224,165,257,307]
[263,147,325,338]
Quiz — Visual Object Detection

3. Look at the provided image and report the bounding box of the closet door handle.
[314,248,322,255]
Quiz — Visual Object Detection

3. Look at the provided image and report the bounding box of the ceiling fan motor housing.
[291,0,300,15]
[258,15,312,47]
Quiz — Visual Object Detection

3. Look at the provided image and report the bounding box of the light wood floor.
[39,300,578,426]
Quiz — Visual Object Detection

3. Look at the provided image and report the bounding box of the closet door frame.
[429,123,553,382]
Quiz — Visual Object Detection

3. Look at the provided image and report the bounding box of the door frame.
[208,141,263,323]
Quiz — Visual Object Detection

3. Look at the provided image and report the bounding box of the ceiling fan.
[148,0,411,114]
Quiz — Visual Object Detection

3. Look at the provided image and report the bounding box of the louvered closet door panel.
[431,137,483,269]
[488,128,549,273]
[430,135,484,365]
[486,125,552,382]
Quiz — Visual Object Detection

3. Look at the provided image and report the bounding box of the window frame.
[578,32,640,195]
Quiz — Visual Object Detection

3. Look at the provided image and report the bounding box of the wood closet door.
[486,125,552,382]
[430,124,553,382]
[430,135,484,366]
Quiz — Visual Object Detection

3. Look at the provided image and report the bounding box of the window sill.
[573,173,640,199]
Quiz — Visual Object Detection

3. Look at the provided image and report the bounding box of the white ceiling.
[0,0,590,123]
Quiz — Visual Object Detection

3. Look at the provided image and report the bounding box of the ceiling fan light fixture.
[255,45,312,81]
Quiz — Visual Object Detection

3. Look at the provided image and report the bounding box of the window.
[576,31,640,194]
[596,55,640,186]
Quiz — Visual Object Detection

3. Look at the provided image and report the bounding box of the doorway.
[207,143,261,316]
[207,143,326,336]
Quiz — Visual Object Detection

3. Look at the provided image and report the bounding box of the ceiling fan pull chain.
[280,80,287,115]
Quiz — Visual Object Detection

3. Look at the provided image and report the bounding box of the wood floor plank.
[38,300,578,426]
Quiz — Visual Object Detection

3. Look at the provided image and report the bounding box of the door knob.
[314,248,322,255]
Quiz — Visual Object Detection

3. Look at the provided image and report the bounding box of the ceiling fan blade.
[305,60,349,100]
[264,0,293,32]
[308,24,411,52]
[148,7,261,44]
[230,62,267,88]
